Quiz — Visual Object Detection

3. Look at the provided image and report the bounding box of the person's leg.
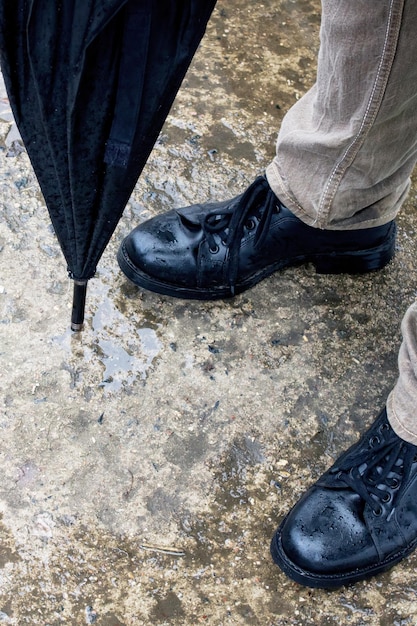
[270,299,417,588]
[267,0,417,231]
[118,0,414,299]
[270,403,417,588]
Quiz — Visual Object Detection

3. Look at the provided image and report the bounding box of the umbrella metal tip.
[71,279,88,332]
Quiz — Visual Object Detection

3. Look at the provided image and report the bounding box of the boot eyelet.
[373,506,383,517]
[369,435,380,448]
[209,244,219,254]
[390,478,400,489]
[382,492,391,503]
[246,218,256,231]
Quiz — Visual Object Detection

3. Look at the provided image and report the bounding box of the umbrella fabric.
[0,0,216,328]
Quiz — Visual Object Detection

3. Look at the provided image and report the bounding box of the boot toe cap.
[122,211,200,284]
[278,487,378,576]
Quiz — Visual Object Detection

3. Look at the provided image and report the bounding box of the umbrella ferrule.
[71,279,88,332]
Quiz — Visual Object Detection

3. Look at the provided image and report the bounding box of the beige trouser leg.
[387,303,417,445]
[266,0,417,231]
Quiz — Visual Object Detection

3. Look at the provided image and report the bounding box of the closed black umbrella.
[0,0,216,329]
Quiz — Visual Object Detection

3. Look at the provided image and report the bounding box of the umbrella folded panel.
[0,0,217,328]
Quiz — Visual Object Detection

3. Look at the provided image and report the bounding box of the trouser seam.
[316,0,405,228]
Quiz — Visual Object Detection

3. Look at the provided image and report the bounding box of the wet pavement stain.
[150,592,185,622]
[0,517,19,569]
[2,0,417,624]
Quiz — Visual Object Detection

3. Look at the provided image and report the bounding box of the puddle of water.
[96,328,162,391]
[52,276,164,392]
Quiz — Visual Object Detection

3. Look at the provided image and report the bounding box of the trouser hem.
[265,164,400,231]
[387,390,417,446]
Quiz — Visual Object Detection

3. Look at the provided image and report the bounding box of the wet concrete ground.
[1,1,417,624]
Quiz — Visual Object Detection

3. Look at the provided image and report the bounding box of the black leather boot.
[118,177,396,299]
[270,408,417,589]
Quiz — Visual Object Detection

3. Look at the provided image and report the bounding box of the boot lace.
[331,421,417,519]
[201,176,281,293]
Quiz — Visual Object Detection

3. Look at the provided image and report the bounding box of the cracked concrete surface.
[1,0,417,624]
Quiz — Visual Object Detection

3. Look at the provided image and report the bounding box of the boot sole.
[270,515,417,590]
[117,222,396,300]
